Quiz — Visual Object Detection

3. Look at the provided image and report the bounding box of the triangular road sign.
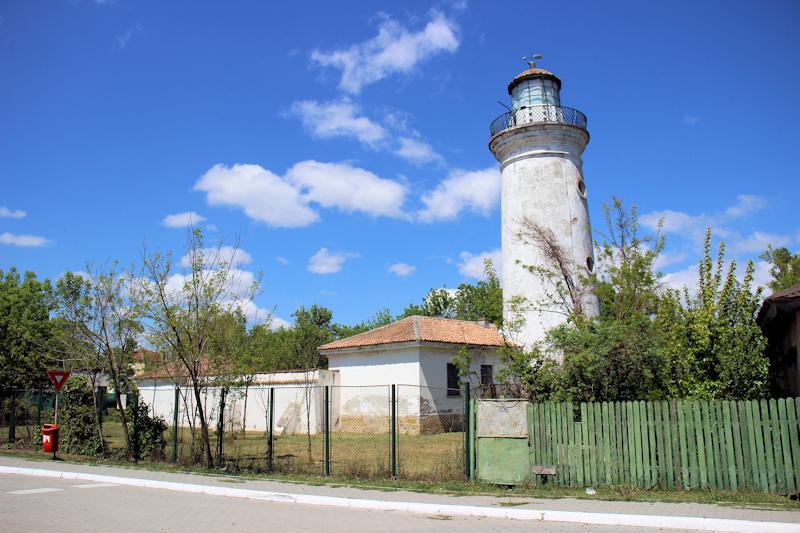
[47,370,71,391]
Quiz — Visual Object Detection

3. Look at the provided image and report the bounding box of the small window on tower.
[586,257,595,272]
[577,180,587,197]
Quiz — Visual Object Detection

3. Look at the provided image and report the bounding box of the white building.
[135,316,506,435]
[489,62,599,349]
[319,315,506,434]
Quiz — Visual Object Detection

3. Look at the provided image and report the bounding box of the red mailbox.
[41,424,59,454]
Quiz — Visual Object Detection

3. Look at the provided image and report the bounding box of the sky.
[1,0,799,328]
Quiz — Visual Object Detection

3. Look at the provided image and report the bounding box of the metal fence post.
[391,384,397,479]
[35,388,43,432]
[8,390,17,444]
[463,382,471,480]
[323,385,330,476]
[172,386,179,464]
[129,392,139,462]
[267,387,274,473]
[216,388,226,468]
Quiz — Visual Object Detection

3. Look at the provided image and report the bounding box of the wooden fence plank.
[769,399,785,494]
[647,402,658,489]
[701,401,718,490]
[575,420,584,487]
[787,399,800,494]
[760,399,777,493]
[708,400,730,490]
[594,403,604,485]
[622,401,631,485]
[589,402,599,486]
[562,403,570,486]
[632,401,643,487]
[608,402,618,485]
[730,401,746,490]
[743,400,758,490]
[654,401,666,489]
[751,400,769,492]
[581,403,590,485]
[778,399,795,494]
[664,400,677,490]
[722,401,737,491]
[602,402,611,485]
[530,403,539,485]
[676,400,690,490]
[692,401,707,489]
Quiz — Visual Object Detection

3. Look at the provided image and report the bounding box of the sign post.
[47,370,71,424]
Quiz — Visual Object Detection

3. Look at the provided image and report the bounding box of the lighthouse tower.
[489,59,599,349]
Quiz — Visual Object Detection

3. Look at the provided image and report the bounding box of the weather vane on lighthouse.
[521,53,543,68]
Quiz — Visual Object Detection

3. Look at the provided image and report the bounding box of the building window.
[480,365,493,387]
[447,363,460,396]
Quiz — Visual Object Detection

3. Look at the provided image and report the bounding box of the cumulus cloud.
[641,194,770,250]
[195,162,408,227]
[394,137,442,165]
[418,168,500,222]
[0,232,51,247]
[0,206,26,219]
[179,246,253,268]
[307,247,357,274]
[286,160,407,219]
[730,231,793,254]
[195,164,318,228]
[388,262,416,277]
[162,211,206,228]
[290,99,387,146]
[457,249,502,280]
[311,12,459,94]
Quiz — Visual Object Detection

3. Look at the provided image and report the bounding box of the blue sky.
[2,0,799,327]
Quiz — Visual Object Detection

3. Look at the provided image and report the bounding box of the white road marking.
[72,483,119,489]
[9,488,63,495]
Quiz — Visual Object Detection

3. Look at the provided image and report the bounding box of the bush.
[60,378,104,456]
[126,397,167,461]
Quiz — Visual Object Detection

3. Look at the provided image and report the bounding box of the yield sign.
[47,370,71,391]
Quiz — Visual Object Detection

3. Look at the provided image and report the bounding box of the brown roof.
[757,282,800,325]
[508,67,561,94]
[319,316,504,351]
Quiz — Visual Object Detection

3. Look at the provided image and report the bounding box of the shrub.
[126,397,167,461]
[60,378,104,456]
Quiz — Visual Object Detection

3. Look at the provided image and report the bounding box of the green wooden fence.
[528,398,800,494]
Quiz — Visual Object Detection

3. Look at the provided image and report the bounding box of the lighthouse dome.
[508,67,561,110]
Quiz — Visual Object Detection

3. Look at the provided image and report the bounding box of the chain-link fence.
[3,381,476,483]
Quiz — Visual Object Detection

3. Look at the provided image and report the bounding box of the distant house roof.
[757,282,800,325]
[318,315,504,352]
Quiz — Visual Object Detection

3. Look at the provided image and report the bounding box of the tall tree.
[0,268,54,390]
[54,266,142,458]
[133,229,259,468]
[761,246,800,292]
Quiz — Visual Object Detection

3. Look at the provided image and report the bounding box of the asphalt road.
[0,473,685,533]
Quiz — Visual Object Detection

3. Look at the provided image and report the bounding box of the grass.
[3,423,799,510]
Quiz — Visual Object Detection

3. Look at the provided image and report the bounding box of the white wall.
[328,345,420,419]
[136,370,335,435]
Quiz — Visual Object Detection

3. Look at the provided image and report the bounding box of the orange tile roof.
[319,316,504,351]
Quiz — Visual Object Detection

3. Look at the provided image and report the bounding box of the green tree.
[453,259,503,326]
[662,231,768,399]
[334,308,393,338]
[760,245,800,292]
[0,268,55,390]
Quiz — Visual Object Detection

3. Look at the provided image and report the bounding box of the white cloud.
[307,247,357,274]
[195,162,408,227]
[0,206,26,219]
[194,164,318,228]
[276,256,290,265]
[653,250,688,271]
[162,211,206,228]
[290,99,387,146]
[286,160,407,219]
[388,262,416,277]
[418,168,500,222]
[395,137,442,165]
[641,194,769,250]
[179,246,253,268]
[0,232,51,247]
[730,231,792,254]
[458,249,502,280]
[682,114,699,126]
[311,12,459,94]
[116,22,142,49]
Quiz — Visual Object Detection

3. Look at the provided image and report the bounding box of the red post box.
[41,424,59,454]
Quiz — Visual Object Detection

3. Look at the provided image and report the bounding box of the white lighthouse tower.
[489,58,599,349]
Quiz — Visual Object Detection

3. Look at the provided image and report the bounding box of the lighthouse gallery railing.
[489,105,587,136]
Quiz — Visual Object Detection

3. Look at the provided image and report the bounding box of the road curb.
[1,465,795,532]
